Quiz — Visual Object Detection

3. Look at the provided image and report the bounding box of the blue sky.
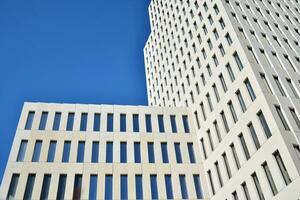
[0,0,150,182]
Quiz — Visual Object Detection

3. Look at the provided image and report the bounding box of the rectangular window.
[7,174,19,199]
[134,142,141,163]
[248,122,261,149]
[188,143,196,163]
[66,112,74,131]
[230,143,241,169]
[106,142,113,163]
[148,142,155,163]
[120,142,127,163]
[219,74,228,92]
[146,114,152,132]
[252,172,265,200]
[245,79,256,101]
[215,161,223,187]
[274,76,286,96]
[207,170,215,195]
[236,90,247,112]
[161,142,169,163]
[193,175,203,199]
[260,73,273,94]
[77,141,85,163]
[206,93,213,112]
[257,111,272,138]
[262,162,278,195]
[32,140,42,162]
[73,174,82,199]
[174,143,182,163]
[222,153,232,178]
[93,113,101,131]
[290,108,300,129]
[165,175,173,199]
[170,115,177,133]
[47,141,56,162]
[53,112,61,131]
[135,175,143,199]
[207,130,214,151]
[200,102,206,120]
[241,182,250,200]
[158,115,165,132]
[228,101,238,123]
[275,106,290,130]
[105,175,113,200]
[25,111,35,130]
[213,84,220,102]
[121,175,128,200]
[221,111,230,133]
[120,114,126,132]
[39,111,48,130]
[107,113,114,132]
[214,121,222,142]
[226,63,235,81]
[239,133,250,160]
[133,114,139,132]
[56,175,67,200]
[17,140,27,161]
[89,175,98,200]
[182,115,190,133]
[92,141,99,163]
[179,175,188,199]
[274,151,291,185]
[287,78,299,98]
[293,144,300,160]
[200,139,207,160]
[23,174,35,200]
[62,141,71,162]
[150,175,158,199]
[80,113,88,131]
[194,111,200,129]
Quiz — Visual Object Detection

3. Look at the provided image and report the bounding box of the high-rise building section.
[144,0,300,199]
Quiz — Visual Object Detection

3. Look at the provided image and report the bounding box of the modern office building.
[144,0,300,199]
[1,0,300,199]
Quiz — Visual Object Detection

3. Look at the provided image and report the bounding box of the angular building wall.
[144,0,300,199]
[0,102,206,199]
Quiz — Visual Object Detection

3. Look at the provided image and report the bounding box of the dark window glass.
[53,112,61,131]
[241,182,250,200]
[32,140,42,162]
[39,112,48,130]
[150,175,158,199]
[179,175,189,199]
[89,175,98,200]
[230,143,241,169]
[215,162,223,187]
[121,175,128,200]
[106,142,113,163]
[239,133,250,160]
[73,174,82,199]
[274,151,291,185]
[234,52,244,70]
[248,122,260,149]
[92,142,99,163]
[222,153,232,178]
[161,142,169,163]
[182,115,190,133]
[47,141,57,162]
[165,175,173,199]
[77,141,85,163]
[200,139,207,160]
[135,175,143,199]
[134,142,141,163]
[40,175,51,200]
[252,173,265,200]
[133,114,139,132]
[148,142,155,163]
[275,106,290,131]
[56,175,67,200]
[17,140,28,161]
[236,90,247,112]
[262,162,278,195]
[158,115,165,132]
[80,113,88,131]
[120,142,127,163]
[174,143,182,163]
[228,101,238,123]
[93,113,100,131]
[62,141,71,162]
[23,174,35,200]
[170,115,177,133]
[245,79,256,101]
[25,111,35,130]
[120,114,126,132]
[146,114,152,132]
[221,111,230,133]
[257,111,272,138]
[66,112,74,131]
[193,175,203,199]
[188,143,196,163]
[105,175,113,200]
[207,170,215,195]
[290,108,300,130]
[107,114,114,132]
[7,174,19,199]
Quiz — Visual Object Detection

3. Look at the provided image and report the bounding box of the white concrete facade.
[144,0,300,199]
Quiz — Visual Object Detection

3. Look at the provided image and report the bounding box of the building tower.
[144,0,300,199]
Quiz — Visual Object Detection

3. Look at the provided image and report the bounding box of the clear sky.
[0,0,150,183]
